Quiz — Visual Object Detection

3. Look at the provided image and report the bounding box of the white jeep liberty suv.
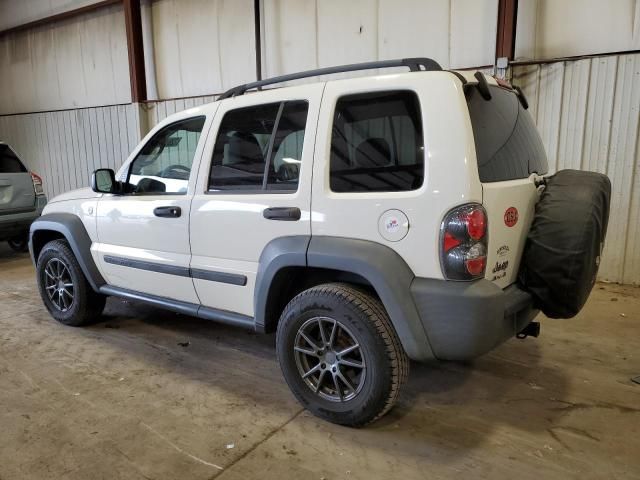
[30,58,610,426]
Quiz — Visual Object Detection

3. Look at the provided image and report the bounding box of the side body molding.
[29,213,106,291]
[306,237,435,362]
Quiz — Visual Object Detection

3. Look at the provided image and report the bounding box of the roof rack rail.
[218,57,443,100]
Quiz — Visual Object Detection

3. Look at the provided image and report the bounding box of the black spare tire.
[519,169,611,318]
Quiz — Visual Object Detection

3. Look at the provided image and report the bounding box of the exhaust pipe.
[517,321,540,339]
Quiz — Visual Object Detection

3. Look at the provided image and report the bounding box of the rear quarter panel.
[311,72,481,279]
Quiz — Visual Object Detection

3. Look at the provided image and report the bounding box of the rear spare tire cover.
[519,169,611,318]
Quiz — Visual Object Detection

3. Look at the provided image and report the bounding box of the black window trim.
[328,88,426,194]
[0,144,28,173]
[124,115,207,196]
[205,99,309,196]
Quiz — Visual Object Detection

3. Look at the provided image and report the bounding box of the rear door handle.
[153,206,181,218]
[263,207,301,221]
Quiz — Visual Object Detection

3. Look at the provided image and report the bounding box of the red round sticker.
[504,207,518,227]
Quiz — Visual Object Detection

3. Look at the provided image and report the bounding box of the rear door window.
[208,100,309,192]
[329,90,424,192]
[466,85,548,182]
[0,145,27,173]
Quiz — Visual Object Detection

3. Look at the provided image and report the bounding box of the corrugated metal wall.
[0,104,143,198]
[513,53,640,285]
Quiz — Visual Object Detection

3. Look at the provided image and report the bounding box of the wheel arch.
[29,213,105,291]
[255,236,435,361]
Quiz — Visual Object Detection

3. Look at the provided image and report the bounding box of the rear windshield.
[0,145,27,173]
[466,85,548,182]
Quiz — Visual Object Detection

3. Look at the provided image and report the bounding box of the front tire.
[36,239,106,326]
[276,283,409,427]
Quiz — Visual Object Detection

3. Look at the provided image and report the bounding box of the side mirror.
[91,168,117,194]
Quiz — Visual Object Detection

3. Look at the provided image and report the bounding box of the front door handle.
[154,206,181,218]
[263,207,301,221]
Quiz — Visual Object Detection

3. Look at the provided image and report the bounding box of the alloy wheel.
[44,258,75,312]
[293,316,366,402]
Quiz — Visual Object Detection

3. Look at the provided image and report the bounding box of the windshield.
[466,85,548,182]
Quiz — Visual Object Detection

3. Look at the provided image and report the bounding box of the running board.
[99,285,255,330]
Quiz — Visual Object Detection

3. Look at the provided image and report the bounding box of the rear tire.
[276,283,409,427]
[8,234,28,252]
[36,239,106,326]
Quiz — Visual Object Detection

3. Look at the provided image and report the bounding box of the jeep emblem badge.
[378,209,409,242]
[504,207,518,227]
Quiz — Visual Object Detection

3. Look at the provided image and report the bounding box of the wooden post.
[495,0,519,61]
[123,0,147,103]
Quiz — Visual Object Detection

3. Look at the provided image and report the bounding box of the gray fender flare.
[254,235,310,331]
[254,235,435,362]
[29,213,106,291]
[307,237,435,362]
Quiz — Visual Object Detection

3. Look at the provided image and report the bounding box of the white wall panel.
[449,0,498,68]
[263,0,498,80]
[515,0,640,60]
[315,0,378,69]
[513,0,537,60]
[378,0,449,66]
[0,3,130,114]
[513,53,640,284]
[534,62,564,171]
[262,0,317,79]
[602,55,640,283]
[0,0,104,30]
[151,0,255,98]
[581,57,617,174]
[556,59,590,171]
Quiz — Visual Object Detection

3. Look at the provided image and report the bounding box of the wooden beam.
[0,0,121,37]
[495,0,518,60]
[123,0,147,103]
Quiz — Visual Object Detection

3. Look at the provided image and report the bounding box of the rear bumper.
[0,196,47,240]
[411,278,538,361]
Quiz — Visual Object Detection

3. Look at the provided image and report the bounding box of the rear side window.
[330,90,424,192]
[209,100,309,192]
[467,85,548,182]
[0,145,27,173]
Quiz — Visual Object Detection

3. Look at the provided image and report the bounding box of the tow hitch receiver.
[517,321,540,339]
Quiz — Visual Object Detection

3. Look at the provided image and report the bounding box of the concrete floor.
[0,244,638,480]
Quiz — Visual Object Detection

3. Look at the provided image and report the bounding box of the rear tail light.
[440,203,488,280]
[31,172,44,196]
